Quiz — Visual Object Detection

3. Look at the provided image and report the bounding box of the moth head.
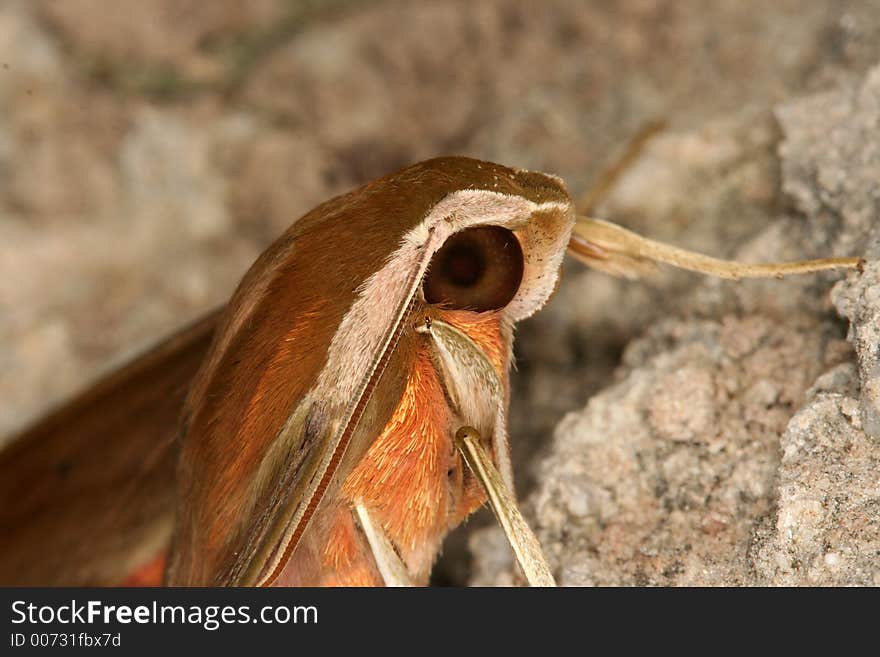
[168,157,576,587]
[406,162,576,322]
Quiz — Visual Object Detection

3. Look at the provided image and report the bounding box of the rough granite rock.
[469,65,880,587]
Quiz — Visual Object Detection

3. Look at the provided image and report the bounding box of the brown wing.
[0,310,220,585]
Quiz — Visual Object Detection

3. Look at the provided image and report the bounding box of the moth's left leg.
[455,426,556,587]
[354,502,415,587]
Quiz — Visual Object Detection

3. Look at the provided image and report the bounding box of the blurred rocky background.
[1,0,878,585]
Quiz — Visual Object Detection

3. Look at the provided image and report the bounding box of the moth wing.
[0,311,220,585]
[167,164,448,586]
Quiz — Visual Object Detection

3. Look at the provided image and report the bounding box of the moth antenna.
[569,216,864,280]
[577,118,667,215]
[455,426,556,587]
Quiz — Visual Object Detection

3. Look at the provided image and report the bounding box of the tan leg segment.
[355,502,415,587]
[455,427,556,587]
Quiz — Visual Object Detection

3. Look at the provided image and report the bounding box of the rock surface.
[470,64,880,587]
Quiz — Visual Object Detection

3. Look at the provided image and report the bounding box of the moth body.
[278,310,508,585]
[166,158,574,586]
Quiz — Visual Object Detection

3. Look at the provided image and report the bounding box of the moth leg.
[454,426,556,587]
[576,118,666,215]
[569,216,863,280]
[354,502,415,587]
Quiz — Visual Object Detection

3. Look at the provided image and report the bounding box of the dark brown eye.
[423,226,524,312]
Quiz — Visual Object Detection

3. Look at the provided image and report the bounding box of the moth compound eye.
[423,226,524,312]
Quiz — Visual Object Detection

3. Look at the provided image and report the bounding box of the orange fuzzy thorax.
[321,310,509,585]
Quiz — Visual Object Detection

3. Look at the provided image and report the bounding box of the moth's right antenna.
[569,216,863,280]
[569,119,863,279]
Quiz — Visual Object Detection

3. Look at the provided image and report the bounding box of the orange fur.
[440,309,509,374]
[323,506,365,571]
[311,309,509,585]
[342,347,451,580]
[320,508,383,587]
[121,551,166,587]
